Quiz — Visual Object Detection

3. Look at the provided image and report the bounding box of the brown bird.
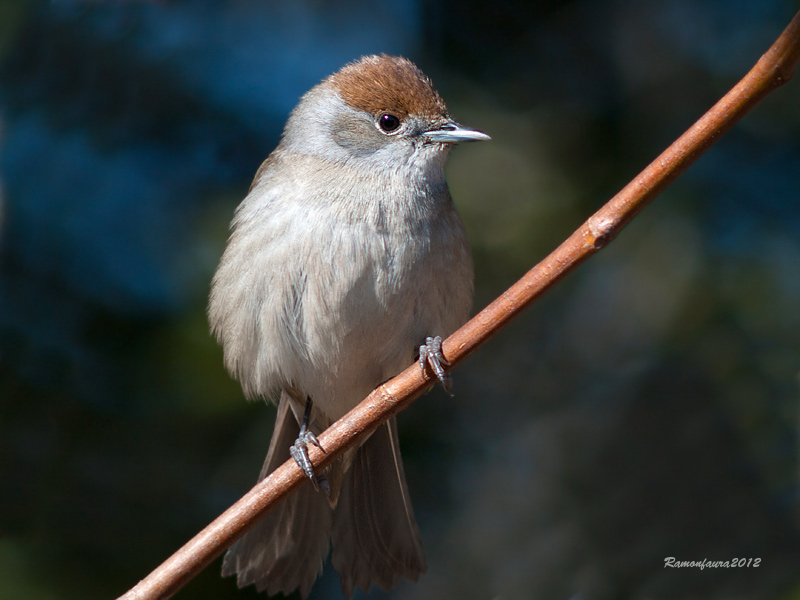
[209,54,489,597]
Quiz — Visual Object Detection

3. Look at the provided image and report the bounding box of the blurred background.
[1,0,799,598]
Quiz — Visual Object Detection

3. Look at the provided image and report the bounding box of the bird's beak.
[422,122,491,144]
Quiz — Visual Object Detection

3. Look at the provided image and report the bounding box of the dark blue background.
[1,1,799,598]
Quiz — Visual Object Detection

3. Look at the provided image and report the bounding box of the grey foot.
[289,398,330,496]
[419,335,453,395]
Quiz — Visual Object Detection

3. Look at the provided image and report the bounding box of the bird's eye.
[377,113,401,133]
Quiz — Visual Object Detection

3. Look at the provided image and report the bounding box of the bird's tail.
[331,416,427,597]
[221,394,331,598]
[222,393,427,598]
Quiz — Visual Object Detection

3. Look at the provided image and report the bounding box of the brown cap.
[330,54,449,121]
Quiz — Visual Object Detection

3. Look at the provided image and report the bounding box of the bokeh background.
[2,1,800,599]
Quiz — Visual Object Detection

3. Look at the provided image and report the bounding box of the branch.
[118,11,800,600]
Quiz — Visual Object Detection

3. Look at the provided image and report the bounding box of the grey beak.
[422,122,491,144]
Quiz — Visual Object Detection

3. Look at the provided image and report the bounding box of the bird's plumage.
[208,54,484,597]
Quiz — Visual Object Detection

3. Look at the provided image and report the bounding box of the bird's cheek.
[330,117,385,158]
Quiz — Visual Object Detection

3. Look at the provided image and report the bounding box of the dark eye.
[378,113,401,133]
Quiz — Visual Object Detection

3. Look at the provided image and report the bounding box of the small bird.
[208,54,489,598]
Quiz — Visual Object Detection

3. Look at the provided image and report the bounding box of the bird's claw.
[289,399,330,496]
[419,335,453,395]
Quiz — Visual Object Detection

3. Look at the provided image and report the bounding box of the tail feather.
[223,398,426,598]
[222,395,331,598]
[331,417,427,597]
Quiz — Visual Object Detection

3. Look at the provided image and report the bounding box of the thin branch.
[118,11,800,600]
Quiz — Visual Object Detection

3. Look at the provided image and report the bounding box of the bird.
[208,54,489,598]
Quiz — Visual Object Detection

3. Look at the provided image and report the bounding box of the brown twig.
[118,11,800,600]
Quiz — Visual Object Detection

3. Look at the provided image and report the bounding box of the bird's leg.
[419,335,453,395]
[289,397,330,496]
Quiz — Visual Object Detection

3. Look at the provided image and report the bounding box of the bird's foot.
[419,335,453,395]
[289,398,329,496]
